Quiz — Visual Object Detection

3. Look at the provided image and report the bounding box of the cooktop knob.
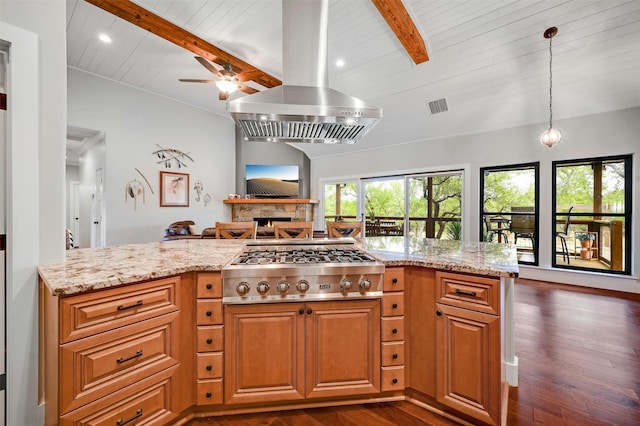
[296,279,310,293]
[276,280,290,294]
[340,278,353,293]
[257,280,271,295]
[236,281,250,296]
[359,277,372,292]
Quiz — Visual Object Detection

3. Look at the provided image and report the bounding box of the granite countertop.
[38,237,518,297]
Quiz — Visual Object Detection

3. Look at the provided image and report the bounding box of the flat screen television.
[245,164,299,198]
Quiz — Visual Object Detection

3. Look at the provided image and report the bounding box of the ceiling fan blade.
[179,79,216,83]
[219,91,229,101]
[195,56,223,78]
[238,84,259,95]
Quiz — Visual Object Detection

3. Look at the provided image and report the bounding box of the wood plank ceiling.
[66,0,640,159]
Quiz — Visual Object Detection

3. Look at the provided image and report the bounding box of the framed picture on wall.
[160,171,189,207]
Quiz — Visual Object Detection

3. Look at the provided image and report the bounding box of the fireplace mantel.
[223,198,318,204]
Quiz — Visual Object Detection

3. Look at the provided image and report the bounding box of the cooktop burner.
[231,246,377,266]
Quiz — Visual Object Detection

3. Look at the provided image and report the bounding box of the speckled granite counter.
[38,237,518,296]
[360,236,519,278]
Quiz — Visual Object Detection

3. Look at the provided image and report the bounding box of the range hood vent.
[228,0,382,144]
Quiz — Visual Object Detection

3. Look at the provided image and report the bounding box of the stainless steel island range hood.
[228,0,382,144]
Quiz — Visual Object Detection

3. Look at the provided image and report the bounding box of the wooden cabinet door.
[224,303,305,405]
[305,300,380,398]
[436,303,500,426]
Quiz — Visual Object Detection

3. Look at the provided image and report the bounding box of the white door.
[91,168,105,247]
[69,181,80,247]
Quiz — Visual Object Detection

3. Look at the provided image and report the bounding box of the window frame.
[479,162,540,266]
[552,154,632,275]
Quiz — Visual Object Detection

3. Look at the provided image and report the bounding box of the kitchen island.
[38,237,518,426]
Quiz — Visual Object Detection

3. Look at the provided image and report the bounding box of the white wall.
[65,164,79,230]
[68,68,236,244]
[0,1,67,424]
[311,107,640,293]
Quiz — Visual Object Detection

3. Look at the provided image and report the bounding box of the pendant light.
[540,26,562,148]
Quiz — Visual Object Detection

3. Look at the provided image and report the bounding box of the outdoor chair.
[555,207,573,263]
[484,215,510,243]
[510,207,536,253]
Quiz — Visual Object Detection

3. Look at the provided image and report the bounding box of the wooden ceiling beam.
[371,0,429,64]
[84,0,282,88]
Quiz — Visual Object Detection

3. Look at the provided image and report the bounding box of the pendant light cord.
[548,35,553,129]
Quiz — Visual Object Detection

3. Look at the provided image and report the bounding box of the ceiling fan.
[179,56,260,101]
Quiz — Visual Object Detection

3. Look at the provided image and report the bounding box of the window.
[323,181,358,222]
[321,169,464,240]
[553,155,632,274]
[480,163,539,265]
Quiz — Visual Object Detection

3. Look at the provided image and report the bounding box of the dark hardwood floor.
[187,279,640,425]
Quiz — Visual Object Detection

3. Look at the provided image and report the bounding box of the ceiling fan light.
[215,80,238,93]
[540,127,562,148]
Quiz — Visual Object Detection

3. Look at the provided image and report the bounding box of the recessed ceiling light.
[98,33,111,43]
[335,59,345,67]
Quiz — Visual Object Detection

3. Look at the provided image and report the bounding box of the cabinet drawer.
[381,341,405,366]
[197,273,222,298]
[197,325,224,352]
[60,313,178,414]
[196,352,223,379]
[61,277,180,343]
[381,366,405,392]
[436,272,499,315]
[381,317,404,341]
[381,293,404,317]
[196,300,223,325]
[196,379,224,405]
[60,366,177,426]
[383,268,405,292]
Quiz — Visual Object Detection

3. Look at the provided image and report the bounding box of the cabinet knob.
[206,311,212,317]
[392,378,398,384]
[206,283,212,289]
[206,365,212,371]
[307,308,313,315]
[205,392,212,398]
[392,278,398,284]
[298,308,305,315]
[436,310,442,316]
[206,338,213,344]
[392,353,398,359]
[392,303,398,309]
[392,328,398,334]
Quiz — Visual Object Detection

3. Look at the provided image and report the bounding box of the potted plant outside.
[576,233,595,248]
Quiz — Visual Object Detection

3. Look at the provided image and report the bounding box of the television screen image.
[246,164,299,198]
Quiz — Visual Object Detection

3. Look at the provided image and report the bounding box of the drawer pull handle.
[117,300,143,311]
[455,289,477,297]
[206,365,212,371]
[392,353,398,359]
[392,328,398,334]
[206,311,212,317]
[392,378,398,384]
[205,392,212,398]
[117,408,142,426]
[117,350,143,364]
[392,303,398,309]
[206,338,213,344]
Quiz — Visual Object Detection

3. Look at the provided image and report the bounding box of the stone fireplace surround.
[224,198,318,227]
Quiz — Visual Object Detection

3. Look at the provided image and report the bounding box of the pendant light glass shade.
[540,27,561,148]
[540,127,562,148]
